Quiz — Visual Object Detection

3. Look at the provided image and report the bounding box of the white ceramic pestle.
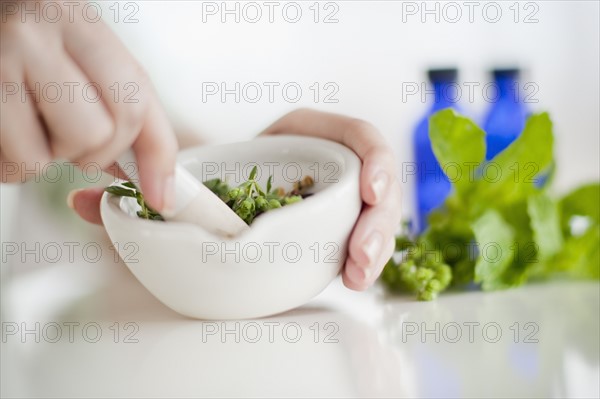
[117,150,249,238]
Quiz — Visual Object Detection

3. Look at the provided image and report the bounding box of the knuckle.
[6,17,60,50]
[347,118,379,136]
[129,62,152,92]
[144,132,179,164]
[118,99,148,137]
[363,146,396,174]
[114,64,152,137]
[87,116,115,149]
[289,107,312,117]
[374,146,396,163]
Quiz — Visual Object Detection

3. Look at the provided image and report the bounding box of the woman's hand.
[260,109,401,290]
[0,1,177,212]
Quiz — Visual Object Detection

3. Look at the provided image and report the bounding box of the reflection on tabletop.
[2,238,598,398]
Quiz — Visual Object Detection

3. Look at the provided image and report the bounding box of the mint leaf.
[552,183,600,280]
[497,200,538,282]
[376,111,599,300]
[559,183,600,237]
[472,210,516,290]
[549,227,600,279]
[527,192,563,261]
[476,113,554,206]
[429,109,486,195]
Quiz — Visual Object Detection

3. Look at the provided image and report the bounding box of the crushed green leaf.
[105,166,314,225]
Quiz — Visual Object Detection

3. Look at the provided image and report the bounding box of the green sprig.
[105,181,164,221]
[105,168,314,225]
[380,110,600,301]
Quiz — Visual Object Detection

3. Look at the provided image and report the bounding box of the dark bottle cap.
[427,68,458,83]
[492,68,520,78]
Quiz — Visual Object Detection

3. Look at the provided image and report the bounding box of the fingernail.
[362,266,372,281]
[347,262,372,283]
[363,231,383,265]
[66,189,83,209]
[372,171,389,203]
[162,174,175,214]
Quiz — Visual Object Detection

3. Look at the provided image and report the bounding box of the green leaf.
[249,165,258,180]
[559,183,600,237]
[549,226,600,279]
[203,178,232,200]
[105,186,136,198]
[106,182,163,221]
[527,192,563,261]
[200,170,306,225]
[495,200,543,283]
[254,182,266,197]
[476,113,554,205]
[122,181,138,190]
[552,182,600,280]
[379,111,598,300]
[429,109,486,195]
[472,210,516,290]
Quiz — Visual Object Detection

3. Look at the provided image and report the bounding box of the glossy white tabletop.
[1,251,598,398]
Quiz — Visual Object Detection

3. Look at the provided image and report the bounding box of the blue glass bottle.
[414,68,461,233]
[483,68,529,160]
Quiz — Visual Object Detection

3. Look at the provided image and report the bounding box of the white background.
[105,0,600,216]
[1,0,599,226]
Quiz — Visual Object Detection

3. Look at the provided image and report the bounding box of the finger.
[67,187,105,225]
[67,123,175,225]
[347,180,402,268]
[260,108,396,205]
[131,97,178,213]
[67,162,130,225]
[23,46,113,160]
[260,109,388,158]
[176,126,207,149]
[0,77,51,182]
[360,146,396,206]
[103,162,129,181]
[63,19,177,213]
[343,237,395,291]
[0,150,22,183]
[63,18,152,169]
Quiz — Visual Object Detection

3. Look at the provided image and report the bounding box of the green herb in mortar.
[105,166,314,225]
[105,181,164,221]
